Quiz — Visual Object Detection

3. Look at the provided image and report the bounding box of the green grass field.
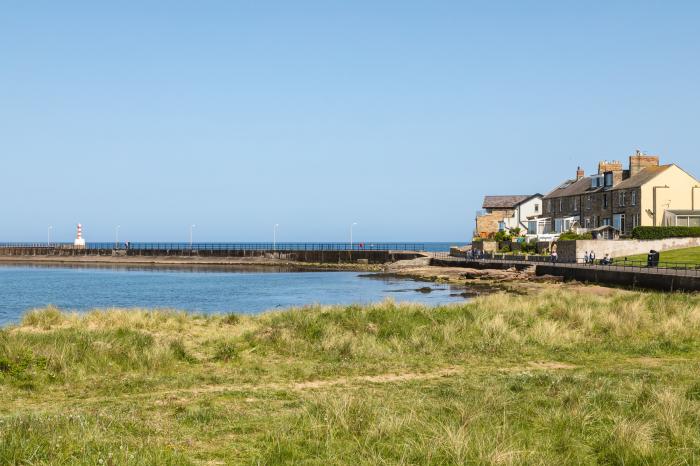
[3,287,700,464]
[619,246,700,266]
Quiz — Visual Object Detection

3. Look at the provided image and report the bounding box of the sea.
[0,241,470,325]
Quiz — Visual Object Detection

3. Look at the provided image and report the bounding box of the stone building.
[542,151,700,237]
[475,194,542,238]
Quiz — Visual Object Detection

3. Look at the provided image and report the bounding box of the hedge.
[631,226,700,239]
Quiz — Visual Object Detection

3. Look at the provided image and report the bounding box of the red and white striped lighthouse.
[74,223,86,248]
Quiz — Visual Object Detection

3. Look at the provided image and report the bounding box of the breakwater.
[0,244,426,264]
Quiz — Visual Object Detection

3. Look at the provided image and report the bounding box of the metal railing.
[430,252,700,277]
[0,242,426,252]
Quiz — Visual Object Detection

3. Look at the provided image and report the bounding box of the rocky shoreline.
[377,257,565,294]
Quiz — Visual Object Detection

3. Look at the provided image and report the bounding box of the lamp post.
[273,224,279,251]
[350,222,358,250]
[47,225,53,247]
[115,225,121,249]
[189,224,196,250]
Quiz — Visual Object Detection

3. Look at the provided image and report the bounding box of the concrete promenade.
[431,256,700,292]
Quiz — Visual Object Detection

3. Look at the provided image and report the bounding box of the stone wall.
[471,240,499,253]
[475,210,511,237]
[556,237,700,263]
[536,264,700,292]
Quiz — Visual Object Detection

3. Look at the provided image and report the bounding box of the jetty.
[0,242,427,265]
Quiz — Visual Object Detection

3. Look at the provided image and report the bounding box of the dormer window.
[604,173,613,187]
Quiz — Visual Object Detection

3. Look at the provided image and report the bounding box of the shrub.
[493,231,512,242]
[558,231,593,240]
[632,226,700,240]
[213,341,238,362]
[222,313,241,325]
[169,340,197,363]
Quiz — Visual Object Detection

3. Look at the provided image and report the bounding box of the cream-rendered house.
[636,164,700,226]
[542,152,700,236]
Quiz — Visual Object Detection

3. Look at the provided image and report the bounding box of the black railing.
[0,242,425,252]
[430,252,700,277]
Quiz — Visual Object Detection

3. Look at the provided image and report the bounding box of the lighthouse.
[74,223,86,248]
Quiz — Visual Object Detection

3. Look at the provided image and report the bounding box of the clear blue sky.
[1,1,699,242]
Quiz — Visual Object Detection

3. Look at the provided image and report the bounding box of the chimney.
[576,166,584,180]
[629,150,660,177]
[598,160,623,175]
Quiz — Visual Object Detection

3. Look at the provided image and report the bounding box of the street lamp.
[273,224,279,251]
[189,224,196,249]
[350,222,358,250]
[115,225,121,249]
[47,225,53,247]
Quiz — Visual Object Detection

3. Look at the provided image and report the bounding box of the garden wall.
[556,237,700,263]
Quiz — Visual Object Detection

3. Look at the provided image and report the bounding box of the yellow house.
[639,165,700,227]
[542,152,700,236]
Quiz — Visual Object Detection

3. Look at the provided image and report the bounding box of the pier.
[0,242,427,264]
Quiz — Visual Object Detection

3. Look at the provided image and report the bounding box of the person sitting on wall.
[601,253,611,265]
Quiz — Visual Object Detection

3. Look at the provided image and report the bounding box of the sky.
[1,1,699,242]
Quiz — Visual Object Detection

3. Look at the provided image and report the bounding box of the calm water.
[0,265,469,325]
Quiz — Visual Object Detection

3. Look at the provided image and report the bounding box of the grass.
[2,288,700,464]
[619,246,700,266]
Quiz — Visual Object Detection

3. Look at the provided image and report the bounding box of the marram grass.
[2,288,700,464]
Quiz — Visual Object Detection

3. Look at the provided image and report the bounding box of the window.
[585,217,591,228]
[631,191,637,206]
[554,218,564,233]
[619,191,625,207]
[534,203,539,213]
[586,196,592,210]
[603,194,608,209]
[574,197,579,211]
[613,214,625,232]
[559,198,563,212]
[604,173,613,187]
[602,218,611,226]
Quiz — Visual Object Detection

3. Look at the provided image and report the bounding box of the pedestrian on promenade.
[589,251,596,265]
[584,251,589,264]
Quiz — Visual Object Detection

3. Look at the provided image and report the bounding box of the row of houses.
[475,151,700,240]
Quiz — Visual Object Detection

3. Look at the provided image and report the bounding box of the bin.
[647,250,660,267]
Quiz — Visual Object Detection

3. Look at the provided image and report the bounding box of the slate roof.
[542,177,598,199]
[543,165,672,200]
[482,195,539,209]
[612,165,670,190]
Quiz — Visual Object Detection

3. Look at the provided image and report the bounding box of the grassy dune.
[2,289,700,464]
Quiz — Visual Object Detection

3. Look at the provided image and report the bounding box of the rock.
[416,287,433,293]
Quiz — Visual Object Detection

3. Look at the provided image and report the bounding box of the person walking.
[589,250,596,265]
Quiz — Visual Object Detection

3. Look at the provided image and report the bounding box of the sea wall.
[536,264,700,292]
[0,247,423,264]
[555,237,700,263]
